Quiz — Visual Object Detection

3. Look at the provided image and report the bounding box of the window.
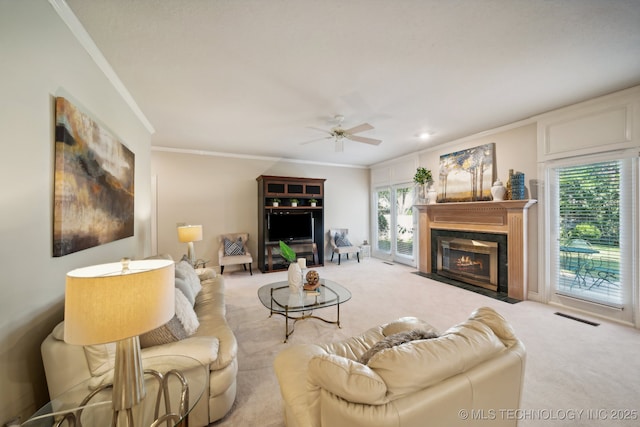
[548,154,635,322]
[373,185,416,265]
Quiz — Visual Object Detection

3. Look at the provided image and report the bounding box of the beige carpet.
[213,258,640,426]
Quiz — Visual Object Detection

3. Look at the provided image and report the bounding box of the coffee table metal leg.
[284,305,289,343]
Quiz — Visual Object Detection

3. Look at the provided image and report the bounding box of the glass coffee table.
[257,279,351,342]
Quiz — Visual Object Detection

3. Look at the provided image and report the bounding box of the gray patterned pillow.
[224,237,245,255]
[139,289,199,348]
[358,329,439,365]
[335,232,352,247]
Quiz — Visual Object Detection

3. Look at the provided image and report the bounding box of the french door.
[547,153,636,324]
[373,184,416,266]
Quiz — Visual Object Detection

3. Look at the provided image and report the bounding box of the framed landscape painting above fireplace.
[437,143,495,202]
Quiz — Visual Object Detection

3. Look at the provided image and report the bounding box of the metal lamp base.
[113,336,146,412]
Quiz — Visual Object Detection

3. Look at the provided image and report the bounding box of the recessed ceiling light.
[418,132,431,140]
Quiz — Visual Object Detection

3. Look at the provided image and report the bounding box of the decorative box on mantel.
[414,200,537,300]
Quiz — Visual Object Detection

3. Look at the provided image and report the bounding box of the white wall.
[151,151,370,270]
[0,1,152,423]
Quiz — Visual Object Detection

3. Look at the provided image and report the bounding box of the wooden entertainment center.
[256,175,326,272]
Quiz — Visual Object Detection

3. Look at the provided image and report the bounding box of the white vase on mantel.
[491,179,506,201]
[426,187,437,204]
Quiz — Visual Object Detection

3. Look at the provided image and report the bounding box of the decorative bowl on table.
[303,270,320,290]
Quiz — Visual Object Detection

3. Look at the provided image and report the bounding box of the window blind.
[553,159,629,307]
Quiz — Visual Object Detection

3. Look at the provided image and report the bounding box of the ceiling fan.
[302,115,382,152]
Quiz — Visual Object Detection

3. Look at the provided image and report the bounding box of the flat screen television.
[268,212,313,243]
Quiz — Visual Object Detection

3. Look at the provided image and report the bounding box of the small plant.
[309,198,317,203]
[279,240,297,263]
[272,198,281,203]
[413,167,433,185]
[290,198,299,204]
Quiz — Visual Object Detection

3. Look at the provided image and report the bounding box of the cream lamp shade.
[64,259,175,345]
[178,225,203,266]
[177,225,203,243]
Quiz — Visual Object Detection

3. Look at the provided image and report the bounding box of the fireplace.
[431,230,508,293]
[415,200,536,300]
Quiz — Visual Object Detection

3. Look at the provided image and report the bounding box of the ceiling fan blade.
[347,135,382,145]
[306,126,334,136]
[335,139,344,152]
[300,136,332,145]
[343,122,374,135]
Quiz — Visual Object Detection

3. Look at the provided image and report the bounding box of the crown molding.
[48,0,155,134]
[151,146,368,169]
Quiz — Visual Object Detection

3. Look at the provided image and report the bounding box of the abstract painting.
[437,143,495,202]
[53,97,134,256]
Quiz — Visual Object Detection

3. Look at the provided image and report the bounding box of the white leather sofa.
[41,267,237,426]
[274,307,526,427]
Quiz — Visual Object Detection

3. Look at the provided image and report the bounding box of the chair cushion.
[224,237,246,255]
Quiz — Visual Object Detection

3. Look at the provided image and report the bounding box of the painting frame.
[437,143,496,203]
[53,97,135,257]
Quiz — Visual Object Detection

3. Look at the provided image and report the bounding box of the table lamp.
[177,225,203,265]
[64,258,175,418]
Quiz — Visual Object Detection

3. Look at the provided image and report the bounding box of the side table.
[359,244,371,258]
[23,355,207,427]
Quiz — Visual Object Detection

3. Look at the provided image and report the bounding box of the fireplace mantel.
[415,200,536,300]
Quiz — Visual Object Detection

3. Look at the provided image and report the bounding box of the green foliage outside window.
[559,161,619,246]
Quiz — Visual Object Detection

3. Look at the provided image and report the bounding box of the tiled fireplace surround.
[415,200,536,300]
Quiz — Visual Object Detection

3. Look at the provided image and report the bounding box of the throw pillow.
[358,329,438,365]
[382,317,438,336]
[335,232,352,247]
[174,287,200,335]
[140,288,200,348]
[175,276,195,306]
[175,260,202,296]
[224,237,246,256]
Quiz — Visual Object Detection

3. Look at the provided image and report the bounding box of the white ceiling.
[65,0,640,167]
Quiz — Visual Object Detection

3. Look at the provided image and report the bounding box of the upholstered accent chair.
[329,228,360,265]
[218,233,253,275]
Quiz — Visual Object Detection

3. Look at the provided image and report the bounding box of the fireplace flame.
[456,256,483,269]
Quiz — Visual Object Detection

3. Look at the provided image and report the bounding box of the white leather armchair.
[274,307,526,427]
[329,228,360,265]
[218,232,253,274]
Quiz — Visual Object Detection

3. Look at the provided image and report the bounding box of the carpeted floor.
[213,258,640,426]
